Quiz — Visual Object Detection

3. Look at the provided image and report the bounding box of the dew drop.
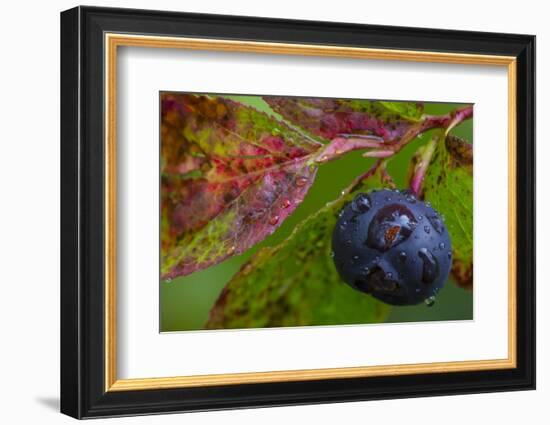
[385,272,393,280]
[295,176,308,187]
[339,220,348,230]
[439,242,445,250]
[426,201,432,208]
[165,278,172,283]
[418,215,423,220]
[398,251,407,262]
[447,251,452,260]
[357,268,398,294]
[374,256,381,263]
[366,204,418,252]
[281,199,291,209]
[363,266,370,275]
[425,296,436,307]
[351,193,371,213]
[424,225,431,234]
[242,263,252,275]
[330,251,335,258]
[418,247,440,284]
[269,215,280,225]
[406,194,417,203]
[227,245,236,255]
[427,214,444,234]
[346,239,352,245]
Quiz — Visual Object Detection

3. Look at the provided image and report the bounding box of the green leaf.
[379,101,424,122]
[422,135,473,288]
[206,164,392,329]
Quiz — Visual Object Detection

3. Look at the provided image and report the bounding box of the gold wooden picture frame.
[61,6,535,419]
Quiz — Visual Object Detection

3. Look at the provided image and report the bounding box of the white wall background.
[0,0,545,423]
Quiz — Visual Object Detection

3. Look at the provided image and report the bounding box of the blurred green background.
[160,95,473,332]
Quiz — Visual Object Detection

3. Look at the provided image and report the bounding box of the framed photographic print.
[60,6,535,419]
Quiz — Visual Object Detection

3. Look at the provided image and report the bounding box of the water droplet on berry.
[281,199,291,209]
[448,251,452,260]
[424,225,431,234]
[339,221,348,230]
[439,242,445,250]
[357,268,398,294]
[428,214,444,234]
[385,272,393,279]
[351,194,371,213]
[398,251,407,262]
[269,215,279,225]
[418,215,423,220]
[418,248,440,284]
[353,255,359,262]
[425,296,436,307]
[366,204,418,252]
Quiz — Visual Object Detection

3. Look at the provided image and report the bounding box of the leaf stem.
[409,132,441,196]
[396,105,471,147]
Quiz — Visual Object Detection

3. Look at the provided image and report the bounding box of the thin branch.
[409,132,441,196]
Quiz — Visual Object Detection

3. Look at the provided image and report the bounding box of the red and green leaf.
[421,135,473,288]
[264,96,424,142]
[161,93,323,279]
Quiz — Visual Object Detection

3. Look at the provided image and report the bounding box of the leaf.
[206,163,392,329]
[264,96,423,142]
[422,135,473,288]
[379,101,424,122]
[161,93,323,279]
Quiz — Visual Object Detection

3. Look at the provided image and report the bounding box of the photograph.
[160,93,474,332]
